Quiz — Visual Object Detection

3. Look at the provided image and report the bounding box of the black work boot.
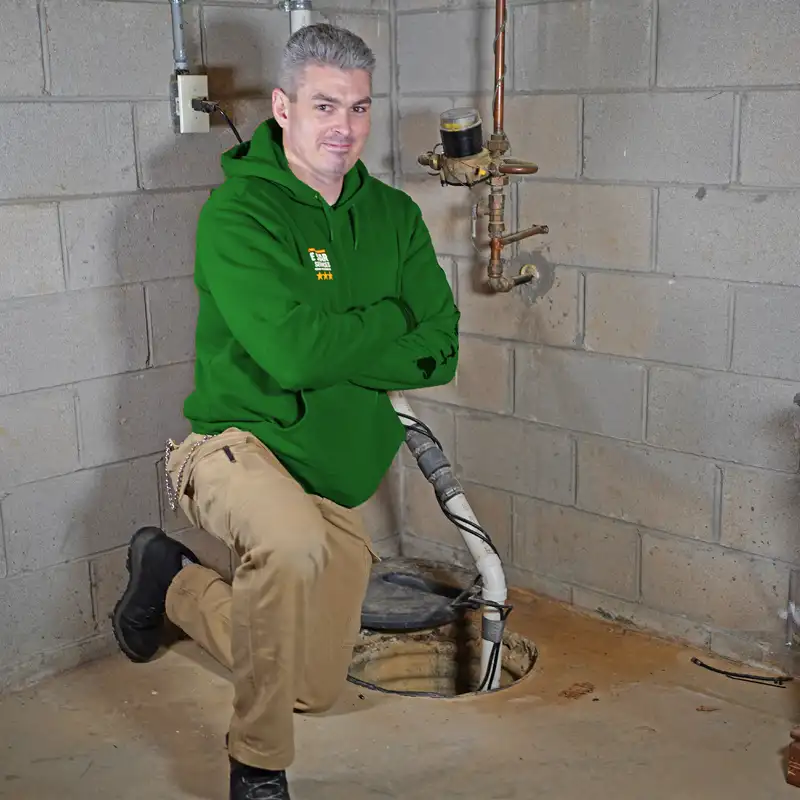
[111,526,198,663]
[230,758,291,800]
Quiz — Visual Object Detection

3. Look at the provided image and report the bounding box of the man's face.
[273,64,372,183]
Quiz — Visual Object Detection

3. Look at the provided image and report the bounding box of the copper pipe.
[498,163,537,175]
[500,224,549,247]
[493,0,506,135]
[489,237,503,278]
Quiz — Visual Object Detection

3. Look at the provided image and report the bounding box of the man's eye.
[316,104,330,112]
[353,106,368,113]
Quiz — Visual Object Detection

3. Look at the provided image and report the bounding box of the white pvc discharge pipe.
[390,392,507,691]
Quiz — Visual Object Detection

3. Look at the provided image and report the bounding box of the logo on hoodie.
[308,248,333,281]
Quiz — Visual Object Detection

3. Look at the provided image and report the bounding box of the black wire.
[397,410,501,557]
[690,656,792,687]
[396,411,444,450]
[191,98,243,144]
[216,106,243,144]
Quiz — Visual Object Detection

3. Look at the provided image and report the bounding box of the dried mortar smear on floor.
[1,591,799,799]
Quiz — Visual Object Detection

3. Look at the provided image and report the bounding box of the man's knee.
[244,526,329,582]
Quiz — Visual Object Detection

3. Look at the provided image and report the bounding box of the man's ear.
[272,88,290,127]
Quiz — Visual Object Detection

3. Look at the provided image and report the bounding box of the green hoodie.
[183,118,460,508]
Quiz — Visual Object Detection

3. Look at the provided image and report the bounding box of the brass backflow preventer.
[417,0,548,292]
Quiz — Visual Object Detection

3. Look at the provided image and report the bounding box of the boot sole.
[111,527,166,664]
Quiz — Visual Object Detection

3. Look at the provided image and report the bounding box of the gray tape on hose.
[482,617,505,644]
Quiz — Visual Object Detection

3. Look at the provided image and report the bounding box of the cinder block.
[457,262,579,348]
[503,564,574,603]
[0,562,95,668]
[505,95,580,179]
[401,532,477,573]
[396,0,488,11]
[585,273,729,370]
[641,532,789,634]
[358,459,402,542]
[317,12,391,96]
[359,97,393,175]
[514,498,640,600]
[647,367,800,471]
[0,635,115,694]
[740,93,800,188]
[46,0,200,97]
[515,346,645,441]
[0,286,148,396]
[519,182,653,271]
[412,336,512,414]
[583,93,734,183]
[202,6,289,99]
[0,0,43,95]
[401,176,485,257]
[89,547,127,632]
[405,467,513,561]
[577,437,717,541]
[0,104,136,200]
[721,466,800,564]
[571,587,711,648]
[77,363,194,468]
[709,631,786,670]
[0,204,64,301]
[514,0,652,91]
[657,188,800,286]
[147,278,198,367]
[732,287,800,381]
[657,0,800,88]
[397,8,499,94]
[157,455,195,536]
[399,96,455,176]
[0,389,79,491]
[63,192,206,290]
[134,99,272,190]
[2,457,160,574]
[456,412,574,504]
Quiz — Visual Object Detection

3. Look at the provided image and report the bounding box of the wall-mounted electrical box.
[175,74,210,134]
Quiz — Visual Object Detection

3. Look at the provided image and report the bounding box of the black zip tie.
[691,656,793,687]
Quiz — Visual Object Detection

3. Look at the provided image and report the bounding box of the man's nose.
[332,110,352,136]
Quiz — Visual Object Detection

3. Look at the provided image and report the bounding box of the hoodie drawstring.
[349,207,359,250]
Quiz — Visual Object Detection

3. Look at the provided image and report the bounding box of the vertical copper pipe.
[493,0,506,134]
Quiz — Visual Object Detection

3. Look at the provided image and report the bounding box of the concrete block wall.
[396,0,800,668]
[0,0,397,692]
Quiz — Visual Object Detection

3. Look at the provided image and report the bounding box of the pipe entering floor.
[349,617,538,698]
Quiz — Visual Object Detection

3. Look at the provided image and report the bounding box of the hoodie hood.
[220,117,368,213]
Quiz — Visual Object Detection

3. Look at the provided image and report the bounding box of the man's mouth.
[323,142,352,152]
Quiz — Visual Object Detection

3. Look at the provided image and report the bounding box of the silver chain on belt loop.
[164,435,213,512]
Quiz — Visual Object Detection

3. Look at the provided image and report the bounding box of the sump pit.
[349,616,538,698]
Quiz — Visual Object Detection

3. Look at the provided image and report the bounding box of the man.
[111,22,459,800]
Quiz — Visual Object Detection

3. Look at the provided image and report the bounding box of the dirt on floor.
[1,589,799,799]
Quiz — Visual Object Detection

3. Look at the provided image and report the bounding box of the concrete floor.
[2,589,799,800]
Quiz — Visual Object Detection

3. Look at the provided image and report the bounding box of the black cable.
[191,98,243,143]
[216,106,243,144]
[690,657,793,687]
[397,410,500,557]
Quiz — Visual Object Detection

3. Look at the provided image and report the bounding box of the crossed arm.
[198,196,459,393]
[348,204,460,392]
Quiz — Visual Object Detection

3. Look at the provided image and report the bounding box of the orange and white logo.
[308,248,333,281]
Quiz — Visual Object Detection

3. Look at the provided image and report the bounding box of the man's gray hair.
[279,23,376,97]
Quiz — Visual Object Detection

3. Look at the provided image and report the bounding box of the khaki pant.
[164,427,375,771]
